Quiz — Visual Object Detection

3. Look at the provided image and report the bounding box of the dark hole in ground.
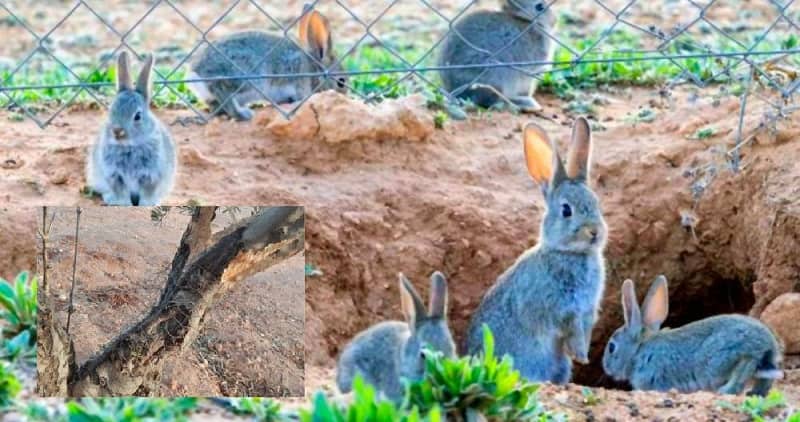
[575,271,756,389]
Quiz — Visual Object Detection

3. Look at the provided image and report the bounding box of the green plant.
[433,111,448,129]
[0,271,37,343]
[300,377,441,422]
[405,325,560,421]
[305,263,323,277]
[2,329,35,361]
[0,361,21,409]
[689,127,716,140]
[65,397,198,422]
[719,390,787,422]
[217,397,284,421]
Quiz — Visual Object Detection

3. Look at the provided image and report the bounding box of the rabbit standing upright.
[466,117,607,384]
[437,0,556,112]
[336,272,456,401]
[603,276,783,396]
[188,5,347,121]
[87,51,177,206]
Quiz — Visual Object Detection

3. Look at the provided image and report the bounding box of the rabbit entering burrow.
[188,4,347,122]
[336,272,456,402]
[466,117,607,385]
[602,276,784,396]
[438,0,556,112]
[86,51,177,206]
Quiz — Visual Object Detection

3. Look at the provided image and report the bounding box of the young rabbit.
[603,276,784,396]
[188,5,347,121]
[87,51,177,206]
[466,117,606,384]
[437,0,556,112]
[336,272,456,401]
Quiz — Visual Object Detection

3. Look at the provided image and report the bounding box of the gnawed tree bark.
[38,206,304,397]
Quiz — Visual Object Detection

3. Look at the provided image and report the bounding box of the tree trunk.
[39,206,304,397]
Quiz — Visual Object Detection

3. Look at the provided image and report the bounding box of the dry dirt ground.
[37,207,305,397]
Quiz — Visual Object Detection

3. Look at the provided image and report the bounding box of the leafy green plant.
[719,390,787,422]
[2,329,35,361]
[0,361,21,409]
[433,111,448,129]
[300,377,441,422]
[215,397,284,421]
[65,397,198,422]
[405,325,560,421]
[0,271,37,343]
[689,127,717,140]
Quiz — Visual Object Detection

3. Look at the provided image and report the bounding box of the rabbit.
[188,4,347,121]
[336,271,456,401]
[437,0,556,112]
[466,117,606,384]
[87,51,177,206]
[602,275,784,396]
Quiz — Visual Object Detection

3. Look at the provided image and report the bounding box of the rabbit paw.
[511,96,543,113]
[566,337,589,364]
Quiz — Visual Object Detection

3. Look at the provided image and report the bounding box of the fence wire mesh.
[0,0,798,163]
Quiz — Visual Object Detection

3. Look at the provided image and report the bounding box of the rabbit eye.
[535,2,546,12]
[561,203,572,218]
[608,341,616,354]
[336,78,346,88]
[134,111,142,122]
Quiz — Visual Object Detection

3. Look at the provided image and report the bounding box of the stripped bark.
[38,206,304,396]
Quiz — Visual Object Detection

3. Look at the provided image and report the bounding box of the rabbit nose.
[584,227,599,242]
[112,127,126,140]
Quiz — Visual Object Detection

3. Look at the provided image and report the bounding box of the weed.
[0,271,37,343]
[0,361,20,409]
[433,111,448,129]
[405,325,562,421]
[719,390,787,422]
[689,127,717,140]
[65,397,198,422]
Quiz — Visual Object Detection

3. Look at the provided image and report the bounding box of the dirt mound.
[258,91,434,144]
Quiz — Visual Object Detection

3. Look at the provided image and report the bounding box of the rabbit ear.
[135,53,154,103]
[523,123,567,189]
[566,117,592,181]
[399,273,426,329]
[428,271,448,319]
[642,275,669,331]
[298,4,313,47]
[621,279,642,329]
[303,10,333,61]
[116,51,133,92]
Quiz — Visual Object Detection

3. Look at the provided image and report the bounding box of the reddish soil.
[37,207,305,397]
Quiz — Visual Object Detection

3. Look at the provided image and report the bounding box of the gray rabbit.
[438,0,555,112]
[188,5,347,121]
[336,272,456,401]
[466,117,606,384]
[603,276,784,396]
[87,51,177,206]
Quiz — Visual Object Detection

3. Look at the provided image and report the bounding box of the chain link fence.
[1,0,799,163]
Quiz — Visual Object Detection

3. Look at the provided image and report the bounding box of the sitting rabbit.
[438,0,556,112]
[188,4,347,121]
[336,272,456,401]
[466,117,607,384]
[87,51,176,206]
[603,275,784,396]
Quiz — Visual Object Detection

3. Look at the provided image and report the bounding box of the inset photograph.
[35,206,305,397]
